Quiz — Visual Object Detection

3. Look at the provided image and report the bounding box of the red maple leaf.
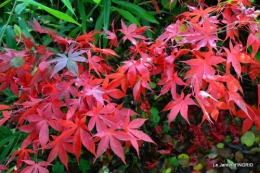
[86,50,105,77]
[103,67,129,93]
[90,43,119,57]
[180,5,217,23]
[105,20,118,48]
[181,21,219,50]
[162,92,198,124]
[0,71,19,96]
[119,20,147,45]
[94,125,132,163]
[21,160,51,173]
[132,78,152,102]
[56,80,78,106]
[28,18,56,35]
[46,45,87,77]
[0,111,10,126]
[0,104,10,110]
[158,66,186,99]
[247,33,260,57]
[86,102,118,132]
[76,31,100,43]
[183,51,225,85]
[44,130,74,170]
[122,57,151,88]
[235,105,258,133]
[23,108,62,147]
[7,148,34,169]
[102,78,126,100]
[157,20,185,44]
[222,8,239,41]
[120,116,155,157]
[224,41,252,78]
[59,116,96,162]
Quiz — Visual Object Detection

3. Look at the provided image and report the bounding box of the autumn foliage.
[0,0,260,172]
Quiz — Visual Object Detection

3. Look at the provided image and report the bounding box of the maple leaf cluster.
[0,0,260,172]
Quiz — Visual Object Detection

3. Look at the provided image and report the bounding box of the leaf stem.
[0,0,18,46]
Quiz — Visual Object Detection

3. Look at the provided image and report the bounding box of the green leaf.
[168,156,179,167]
[15,2,27,15]
[10,56,25,68]
[79,158,91,172]
[78,1,87,32]
[6,25,16,49]
[58,24,75,35]
[18,18,29,29]
[224,135,232,143]
[52,162,64,173]
[0,137,15,160]
[14,24,22,37]
[69,26,81,37]
[61,0,75,15]
[248,46,260,62]
[94,12,104,42]
[194,163,203,171]
[150,107,159,116]
[103,0,111,31]
[112,0,159,24]
[18,0,80,25]
[3,88,15,97]
[149,82,156,89]
[177,154,190,167]
[226,159,236,170]
[0,0,11,8]
[98,166,109,173]
[113,7,140,26]
[0,136,14,147]
[216,143,224,149]
[102,0,111,48]
[42,35,52,45]
[162,168,172,173]
[241,131,255,147]
[149,107,160,125]
[162,120,171,133]
[0,126,13,137]
[93,0,101,4]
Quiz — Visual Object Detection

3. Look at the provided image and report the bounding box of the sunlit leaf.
[0,0,11,8]
[241,131,255,147]
[177,154,190,167]
[15,2,28,15]
[18,0,80,25]
[61,0,75,15]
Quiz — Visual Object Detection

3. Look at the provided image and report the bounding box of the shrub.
[0,0,260,172]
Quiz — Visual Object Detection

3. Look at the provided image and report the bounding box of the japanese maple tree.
[0,0,260,172]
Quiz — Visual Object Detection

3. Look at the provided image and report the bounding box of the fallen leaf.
[177,154,190,167]
[235,151,244,163]
[241,131,255,147]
